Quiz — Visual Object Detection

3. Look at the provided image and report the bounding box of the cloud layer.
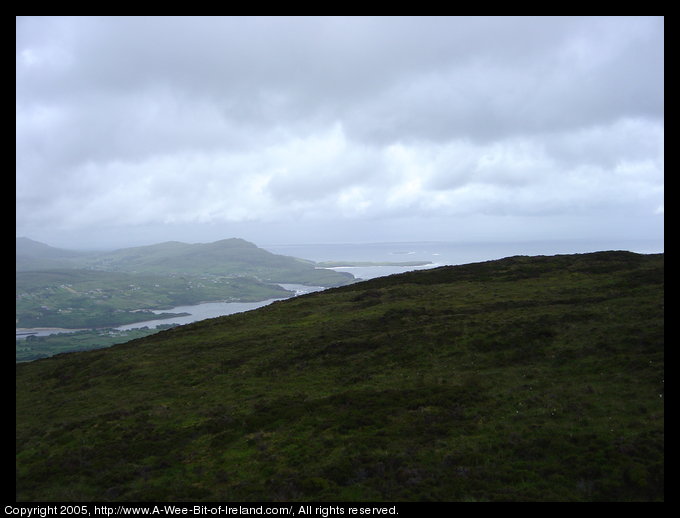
[16,16,664,248]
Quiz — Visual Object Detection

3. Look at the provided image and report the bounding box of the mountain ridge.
[16,236,353,286]
[16,237,92,270]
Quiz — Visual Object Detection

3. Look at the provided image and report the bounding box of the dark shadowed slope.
[16,251,664,501]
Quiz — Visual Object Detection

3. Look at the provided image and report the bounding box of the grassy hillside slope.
[70,238,354,286]
[15,251,664,502]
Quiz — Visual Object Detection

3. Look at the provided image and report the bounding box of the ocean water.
[264,238,664,280]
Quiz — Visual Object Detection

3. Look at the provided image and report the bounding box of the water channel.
[16,284,325,339]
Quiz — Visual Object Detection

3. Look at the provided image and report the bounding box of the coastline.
[17,327,89,333]
[316,260,432,268]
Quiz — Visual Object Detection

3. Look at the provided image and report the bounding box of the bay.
[112,299,281,331]
[115,284,327,331]
[114,284,328,331]
[265,238,664,280]
[16,285,324,338]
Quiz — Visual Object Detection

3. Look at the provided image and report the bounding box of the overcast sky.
[16,16,664,250]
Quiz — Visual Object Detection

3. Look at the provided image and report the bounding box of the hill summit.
[16,251,664,501]
[16,237,353,287]
[16,237,89,271]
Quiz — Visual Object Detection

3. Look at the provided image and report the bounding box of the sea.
[264,238,664,280]
[17,238,663,338]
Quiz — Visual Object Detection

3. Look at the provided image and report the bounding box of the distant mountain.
[83,237,353,286]
[16,237,354,287]
[16,251,664,501]
[15,237,91,271]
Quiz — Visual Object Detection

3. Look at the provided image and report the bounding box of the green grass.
[16,269,291,328]
[15,251,664,501]
[16,326,178,363]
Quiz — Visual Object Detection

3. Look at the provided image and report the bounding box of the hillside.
[16,237,92,271]
[15,251,664,502]
[16,237,354,287]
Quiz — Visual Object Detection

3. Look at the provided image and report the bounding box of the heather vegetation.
[16,251,664,501]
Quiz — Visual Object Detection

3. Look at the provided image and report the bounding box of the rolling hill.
[80,238,354,286]
[15,251,664,501]
[16,237,92,271]
[16,237,354,287]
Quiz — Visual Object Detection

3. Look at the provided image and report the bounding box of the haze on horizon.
[16,16,664,251]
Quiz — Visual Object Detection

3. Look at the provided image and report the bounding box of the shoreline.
[317,261,433,268]
[17,291,311,338]
[17,327,89,333]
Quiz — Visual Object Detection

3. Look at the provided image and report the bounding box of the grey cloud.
[16,16,664,248]
[543,118,664,169]
[343,17,663,144]
[17,16,663,147]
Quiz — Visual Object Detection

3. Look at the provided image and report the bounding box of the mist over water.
[265,239,664,279]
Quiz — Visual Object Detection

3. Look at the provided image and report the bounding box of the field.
[16,269,291,329]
